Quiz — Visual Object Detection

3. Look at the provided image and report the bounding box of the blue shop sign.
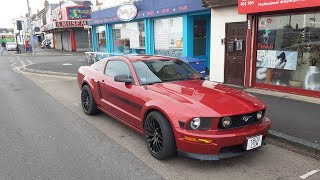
[89,0,207,25]
[67,6,91,20]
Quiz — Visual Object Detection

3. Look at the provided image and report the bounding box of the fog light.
[257,111,263,120]
[221,116,232,128]
[190,118,201,130]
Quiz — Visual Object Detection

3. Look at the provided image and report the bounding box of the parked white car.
[6,42,16,51]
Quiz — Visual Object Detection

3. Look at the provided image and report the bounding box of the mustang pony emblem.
[242,116,252,122]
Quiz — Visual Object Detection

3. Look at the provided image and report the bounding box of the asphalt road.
[3,54,320,179]
[16,53,88,75]
[0,55,162,179]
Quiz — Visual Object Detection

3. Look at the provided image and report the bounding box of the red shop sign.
[55,20,87,28]
[238,0,320,14]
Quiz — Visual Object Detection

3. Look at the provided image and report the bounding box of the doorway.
[193,15,211,74]
[224,22,247,86]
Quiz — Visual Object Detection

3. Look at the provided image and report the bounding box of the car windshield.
[132,59,204,85]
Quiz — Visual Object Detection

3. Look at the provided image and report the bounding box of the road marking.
[300,169,320,179]
[74,103,79,107]
[62,63,73,66]
[39,80,56,84]
[10,58,17,68]
[16,56,26,66]
[26,59,33,65]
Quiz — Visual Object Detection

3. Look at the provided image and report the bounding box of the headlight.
[190,118,201,129]
[257,111,263,120]
[187,118,213,130]
[221,116,232,128]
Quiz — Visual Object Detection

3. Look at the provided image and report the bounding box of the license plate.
[246,135,263,150]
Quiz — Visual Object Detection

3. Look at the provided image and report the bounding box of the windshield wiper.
[143,81,163,85]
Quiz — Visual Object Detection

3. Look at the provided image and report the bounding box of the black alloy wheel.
[145,116,163,155]
[81,89,90,111]
[144,111,176,160]
[81,85,98,115]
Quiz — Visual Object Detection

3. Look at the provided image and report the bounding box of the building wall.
[209,6,247,83]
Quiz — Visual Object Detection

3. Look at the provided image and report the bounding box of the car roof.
[123,55,180,62]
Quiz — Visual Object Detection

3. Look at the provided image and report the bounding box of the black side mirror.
[114,74,133,83]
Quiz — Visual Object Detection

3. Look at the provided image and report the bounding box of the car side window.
[91,60,105,72]
[105,60,131,77]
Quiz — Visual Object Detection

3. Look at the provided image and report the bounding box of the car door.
[100,59,136,125]
[88,60,111,111]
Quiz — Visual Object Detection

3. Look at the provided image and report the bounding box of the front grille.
[218,110,265,130]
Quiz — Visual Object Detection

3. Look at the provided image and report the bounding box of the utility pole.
[26,0,35,55]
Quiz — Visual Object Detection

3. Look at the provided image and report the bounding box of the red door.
[70,30,76,51]
[224,22,247,86]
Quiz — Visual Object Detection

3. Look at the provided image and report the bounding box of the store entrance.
[193,15,211,75]
[224,21,247,86]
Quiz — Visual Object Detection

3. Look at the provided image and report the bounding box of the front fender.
[140,98,200,129]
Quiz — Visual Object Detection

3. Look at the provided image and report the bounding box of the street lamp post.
[26,0,35,55]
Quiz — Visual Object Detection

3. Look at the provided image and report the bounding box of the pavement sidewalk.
[16,50,320,158]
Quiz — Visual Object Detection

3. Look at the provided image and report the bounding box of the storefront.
[42,5,91,51]
[89,0,211,70]
[239,0,320,97]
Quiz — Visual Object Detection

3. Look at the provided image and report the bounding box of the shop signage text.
[56,20,87,28]
[90,0,207,25]
[67,6,91,20]
[238,0,320,14]
[117,3,138,21]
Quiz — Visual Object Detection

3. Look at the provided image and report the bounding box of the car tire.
[81,85,98,115]
[144,111,176,160]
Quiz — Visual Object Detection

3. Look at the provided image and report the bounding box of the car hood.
[147,80,266,117]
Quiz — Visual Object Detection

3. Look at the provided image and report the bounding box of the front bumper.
[175,117,271,160]
[178,139,267,160]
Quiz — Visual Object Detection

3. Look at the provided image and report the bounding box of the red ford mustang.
[77,55,271,160]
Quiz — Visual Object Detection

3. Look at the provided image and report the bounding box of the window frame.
[104,59,135,85]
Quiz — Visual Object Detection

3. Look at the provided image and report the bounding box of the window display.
[154,17,183,57]
[112,21,145,54]
[96,26,106,52]
[256,13,320,91]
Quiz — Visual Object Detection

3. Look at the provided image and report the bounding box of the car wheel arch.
[142,108,175,132]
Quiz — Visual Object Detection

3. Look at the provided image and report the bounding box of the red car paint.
[77,55,271,159]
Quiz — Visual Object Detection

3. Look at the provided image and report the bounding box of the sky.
[0,0,64,28]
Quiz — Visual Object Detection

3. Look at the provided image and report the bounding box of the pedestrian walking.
[1,41,9,55]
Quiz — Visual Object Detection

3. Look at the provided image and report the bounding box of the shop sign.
[67,6,91,20]
[117,3,138,21]
[257,30,276,50]
[55,20,87,28]
[238,0,320,14]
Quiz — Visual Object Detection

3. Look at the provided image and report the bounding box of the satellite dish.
[34,27,40,32]
[83,1,93,7]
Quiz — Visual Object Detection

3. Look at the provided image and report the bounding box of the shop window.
[256,13,320,91]
[96,26,106,52]
[154,17,183,57]
[112,21,145,54]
